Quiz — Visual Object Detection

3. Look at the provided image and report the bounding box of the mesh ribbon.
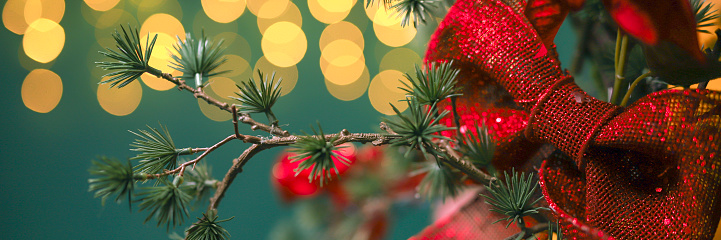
[421,0,721,239]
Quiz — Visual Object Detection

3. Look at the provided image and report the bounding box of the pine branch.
[399,61,462,106]
[96,25,161,88]
[383,99,455,158]
[157,72,291,137]
[692,0,720,33]
[481,170,549,228]
[186,209,234,240]
[170,31,229,88]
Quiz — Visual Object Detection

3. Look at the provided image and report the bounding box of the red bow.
[423,0,721,239]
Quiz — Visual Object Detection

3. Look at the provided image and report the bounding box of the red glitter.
[415,0,721,239]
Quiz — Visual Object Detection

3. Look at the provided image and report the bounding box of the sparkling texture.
[417,0,721,239]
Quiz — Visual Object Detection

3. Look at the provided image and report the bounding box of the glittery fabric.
[421,0,721,239]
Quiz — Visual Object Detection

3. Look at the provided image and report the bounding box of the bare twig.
[159,73,291,137]
[438,140,496,185]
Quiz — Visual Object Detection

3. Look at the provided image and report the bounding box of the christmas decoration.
[424,0,721,239]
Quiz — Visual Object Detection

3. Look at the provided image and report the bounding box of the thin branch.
[620,71,653,107]
[159,72,291,137]
[438,140,496,185]
[503,222,549,240]
[207,144,269,211]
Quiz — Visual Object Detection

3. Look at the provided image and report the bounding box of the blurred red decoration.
[271,144,357,203]
[421,0,721,239]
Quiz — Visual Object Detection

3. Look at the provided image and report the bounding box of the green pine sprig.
[481,170,548,228]
[233,70,283,126]
[391,0,438,28]
[169,31,229,88]
[288,124,351,186]
[457,123,495,171]
[692,0,720,33]
[412,159,462,200]
[88,156,146,207]
[96,25,161,88]
[186,210,234,240]
[129,124,192,174]
[383,99,455,158]
[183,160,217,204]
[136,177,193,229]
[399,61,461,106]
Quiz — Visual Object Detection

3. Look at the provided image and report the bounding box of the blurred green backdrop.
[0,0,577,239]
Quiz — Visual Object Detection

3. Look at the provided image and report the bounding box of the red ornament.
[271,145,357,203]
[423,0,721,239]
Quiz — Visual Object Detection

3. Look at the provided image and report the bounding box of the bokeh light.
[308,0,355,24]
[139,13,185,40]
[254,56,298,96]
[197,90,232,122]
[379,47,421,74]
[261,21,306,67]
[213,54,252,82]
[209,76,239,101]
[84,0,121,11]
[19,41,54,71]
[372,6,416,47]
[202,0,246,23]
[319,21,364,51]
[3,0,65,35]
[214,32,251,60]
[93,9,137,46]
[23,18,65,63]
[139,13,185,91]
[21,69,63,113]
[193,10,239,37]
[257,1,301,34]
[97,77,143,116]
[247,0,289,19]
[137,0,182,23]
[326,66,370,101]
[320,39,365,85]
[139,33,181,91]
[3,0,28,34]
[368,69,409,115]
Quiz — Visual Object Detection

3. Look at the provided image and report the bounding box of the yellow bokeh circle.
[372,6,416,47]
[213,54,251,79]
[261,21,306,67]
[247,0,289,19]
[201,0,246,23]
[139,32,180,91]
[368,70,409,115]
[319,21,364,51]
[137,0,182,23]
[84,0,121,11]
[97,77,143,116]
[254,56,298,96]
[257,1,301,34]
[380,47,421,74]
[308,0,354,24]
[192,10,239,37]
[209,76,239,101]
[320,39,365,85]
[374,22,417,47]
[2,0,65,35]
[140,13,185,40]
[21,69,63,113]
[93,9,137,46]
[326,66,370,101]
[23,18,65,63]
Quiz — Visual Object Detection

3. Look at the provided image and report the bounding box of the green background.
[0,0,577,239]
